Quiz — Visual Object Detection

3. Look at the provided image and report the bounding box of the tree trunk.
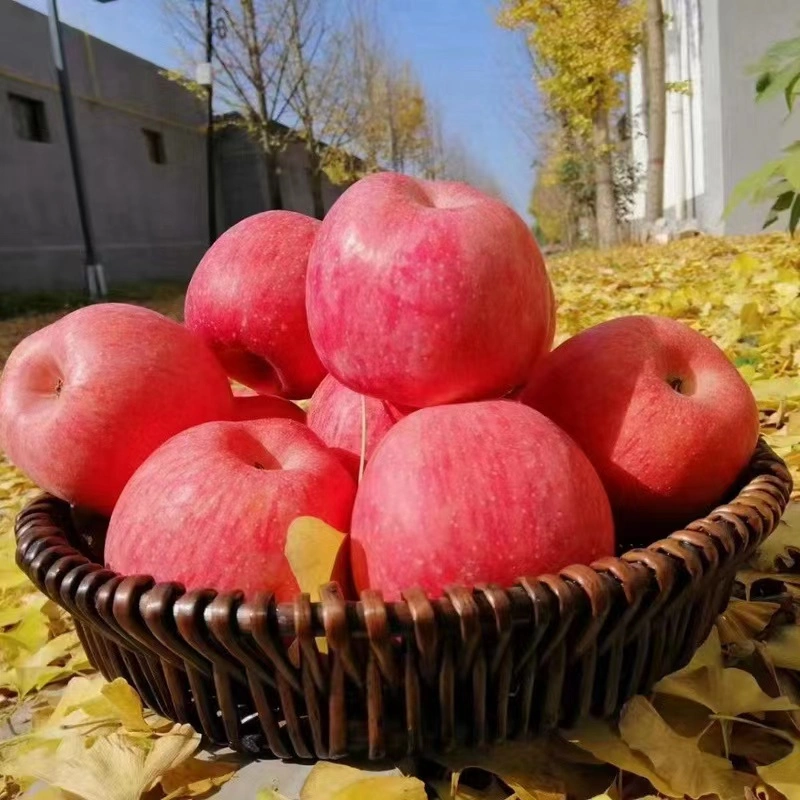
[264,149,284,211]
[644,0,666,222]
[593,110,618,249]
[308,150,325,219]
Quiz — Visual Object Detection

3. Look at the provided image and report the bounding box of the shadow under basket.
[14,438,793,761]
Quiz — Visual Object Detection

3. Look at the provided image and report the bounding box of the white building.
[628,0,800,235]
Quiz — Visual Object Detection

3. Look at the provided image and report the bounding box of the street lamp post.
[205,0,217,245]
[194,0,217,245]
[47,0,106,298]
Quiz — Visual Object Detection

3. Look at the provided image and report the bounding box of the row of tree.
[500,0,667,248]
[165,0,502,219]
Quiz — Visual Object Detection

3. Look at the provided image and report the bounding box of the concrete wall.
[0,0,208,293]
[0,0,351,294]
[630,0,800,235]
[706,0,800,235]
[216,125,347,231]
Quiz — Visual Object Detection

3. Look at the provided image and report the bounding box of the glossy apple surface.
[0,303,234,515]
[350,400,614,600]
[186,211,325,399]
[306,173,554,407]
[307,374,401,477]
[105,419,356,599]
[522,315,760,533]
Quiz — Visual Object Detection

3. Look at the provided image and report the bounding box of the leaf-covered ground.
[2,232,800,799]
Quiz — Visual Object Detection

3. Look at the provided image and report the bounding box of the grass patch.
[0,282,187,321]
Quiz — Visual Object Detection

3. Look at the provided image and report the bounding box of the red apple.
[307,375,401,477]
[306,173,554,408]
[521,315,760,532]
[105,419,356,599]
[0,304,234,515]
[232,394,306,424]
[350,400,614,600]
[185,211,326,399]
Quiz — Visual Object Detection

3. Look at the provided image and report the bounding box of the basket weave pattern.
[14,439,792,760]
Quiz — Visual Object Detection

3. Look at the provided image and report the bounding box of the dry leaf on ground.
[299,762,427,800]
[569,696,756,800]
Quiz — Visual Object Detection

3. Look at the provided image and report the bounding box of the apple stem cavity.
[667,376,684,394]
[54,378,64,397]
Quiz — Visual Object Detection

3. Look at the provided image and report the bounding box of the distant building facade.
[628,0,800,236]
[0,0,347,294]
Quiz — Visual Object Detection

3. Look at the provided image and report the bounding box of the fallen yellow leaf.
[717,599,782,645]
[750,503,800,572]
[159,755,239,799]
[758,739,800,800]
[764,626,800,672]
[654,664,799,717]
[285,516,346,602]
[300,762,427,800]
[7,724,199,800]
[570,696,755,800]
[434,739,613,800]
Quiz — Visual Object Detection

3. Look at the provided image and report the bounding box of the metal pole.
[47,0,104,298]
[206,0,217,245]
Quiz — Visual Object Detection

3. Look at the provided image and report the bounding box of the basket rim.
[14,437,792,643]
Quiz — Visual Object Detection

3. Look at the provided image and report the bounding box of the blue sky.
[15,0,538,219]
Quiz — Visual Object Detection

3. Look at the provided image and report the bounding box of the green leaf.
[724,158,784,217]
[785,152,800,191]
[773,190,796,212]
[791,195,800,236]
[756,72,773,97]
[786,72,800,112]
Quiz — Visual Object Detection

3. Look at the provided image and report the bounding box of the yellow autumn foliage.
[499,0,644,135]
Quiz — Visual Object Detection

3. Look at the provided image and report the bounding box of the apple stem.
[358,394,367,484]
[54,378,64,397]
[667,377,683,393]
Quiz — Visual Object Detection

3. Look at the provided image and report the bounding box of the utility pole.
[47,0,106,298]
[205,0,217,245]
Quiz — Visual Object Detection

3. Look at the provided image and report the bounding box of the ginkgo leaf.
[758,739,800,800]
[567,716,676,797]
[435,739,614,800]
[764,625,800,671]
[751,503,800,572]
[99,679,151,733]
[0,592,48,628]
[654,662,799,717]
[618,698,756,800]
[2,646,92,698]
[432,772,517,800]
[751,377,800,405]
[569,697,759,800]
[736,569,800,600]
[7,725,199,800]
[159,756,239,799]
[300,763,427,800]
[21,788,73,800]
[717,599,782,645]
[285,517,347,602]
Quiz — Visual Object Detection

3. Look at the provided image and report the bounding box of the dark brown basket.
[14,438,792,761]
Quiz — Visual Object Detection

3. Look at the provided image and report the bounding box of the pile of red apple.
[0,173,760,603]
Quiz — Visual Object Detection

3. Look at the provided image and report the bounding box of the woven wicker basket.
[14,438,791,760]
